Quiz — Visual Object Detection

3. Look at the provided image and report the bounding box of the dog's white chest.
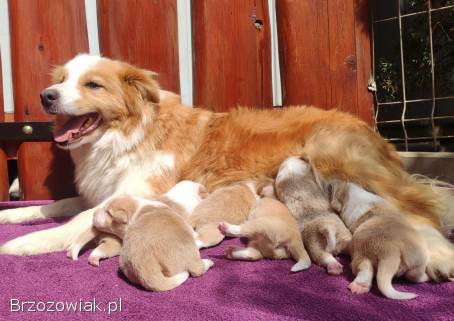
[72,147,175,206]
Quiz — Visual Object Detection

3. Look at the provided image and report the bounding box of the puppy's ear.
[328,181,346,212]
[109,209,129,224]
[122,64,160,104]
[256,182,277,199]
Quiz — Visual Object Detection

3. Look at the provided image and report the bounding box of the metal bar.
[85,0,100,56]
[0,122,53,141]
[374,4,454,23]
[0,0,14,114]
[397,1,409,151]
[377,115,454,125]
[268,0,283,107]
[427,0,437,150]
[376,95,454,106]
[177,0,193,106]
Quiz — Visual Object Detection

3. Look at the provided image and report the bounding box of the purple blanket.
[1,201,453,321]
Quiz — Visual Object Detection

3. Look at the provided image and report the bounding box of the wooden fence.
[0,0,373,200]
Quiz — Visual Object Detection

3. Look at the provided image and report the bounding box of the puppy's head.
[93,195,138,238]
[41,54,160,150]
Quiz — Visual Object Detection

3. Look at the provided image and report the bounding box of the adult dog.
[1,54,453,281]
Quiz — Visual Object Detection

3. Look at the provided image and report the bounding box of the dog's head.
[40,54,160,150]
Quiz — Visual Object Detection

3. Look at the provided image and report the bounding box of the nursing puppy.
[275,157,351,275]
[93,181,213,292]
[189,182,258,249]
[219,195,311,272]
[330,182,429,300]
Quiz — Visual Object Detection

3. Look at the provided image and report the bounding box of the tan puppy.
[189,182,258,249]
[275,157,352,275]
[93,181,213,292]
[219,196,311,272]
[330,182,429,300]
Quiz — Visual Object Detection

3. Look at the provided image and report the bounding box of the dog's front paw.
[0,239,37,256]
[0,208,31,224]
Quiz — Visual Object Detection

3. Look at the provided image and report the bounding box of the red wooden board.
[192,0,273,111]
[98,0,180,93]
[9,0,87,199]
[276,0,373,124]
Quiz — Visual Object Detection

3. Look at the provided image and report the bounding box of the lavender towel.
[0,201,453,321]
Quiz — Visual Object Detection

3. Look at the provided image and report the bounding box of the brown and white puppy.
[219,196,311,272]
[189,182,258,249]
[330,182,429,300]
[275,157,352,275]
[93,181,213,291]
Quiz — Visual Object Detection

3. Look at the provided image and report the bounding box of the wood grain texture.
[192,0,273,111]
[354,0,374,125]
[98,0,180,93]
[0,54,8,200]
[276,0,374,124]
[9,0,86,200]
[276,0,331,108]
[328,0,357,113]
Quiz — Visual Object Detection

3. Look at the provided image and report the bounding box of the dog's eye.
[84,81,103,89]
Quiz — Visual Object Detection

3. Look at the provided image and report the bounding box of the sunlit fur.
[1,55,453,281]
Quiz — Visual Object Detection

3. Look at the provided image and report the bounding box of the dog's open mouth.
[54,113,102,145]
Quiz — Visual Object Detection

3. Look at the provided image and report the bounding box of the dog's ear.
[328,181,345,212]
[121,64,160,104]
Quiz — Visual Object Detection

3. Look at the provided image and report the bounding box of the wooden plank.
[9,0,86,200]
[276,0,331,108]
[327,0,358,114]
[192,0,273,111]
[97,0,180,93]
[354,0,374,125]
[276,0,374,124]
[0,54,9,200]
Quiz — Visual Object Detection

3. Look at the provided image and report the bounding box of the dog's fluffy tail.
[376,255,417,300]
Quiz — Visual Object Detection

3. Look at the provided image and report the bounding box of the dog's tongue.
[53,115,88,143]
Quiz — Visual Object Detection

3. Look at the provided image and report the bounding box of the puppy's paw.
[202,259,214,271]
[348,281,370,294]
[88,248,104,267]
[225,246,236,259]
[291,259,311,272]
[218,222,241,237]
[66,244,81,261]
[218,222,230,235]
[88,255,100,267]
[327,261,343,275]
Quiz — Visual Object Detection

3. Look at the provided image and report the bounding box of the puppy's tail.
[376,255,417,300]
[141,271,189,292]
[320,225,336,253]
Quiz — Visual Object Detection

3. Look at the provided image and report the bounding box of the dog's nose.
[40,89,60,109]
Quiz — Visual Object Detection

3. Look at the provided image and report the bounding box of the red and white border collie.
[0,54,453,281]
